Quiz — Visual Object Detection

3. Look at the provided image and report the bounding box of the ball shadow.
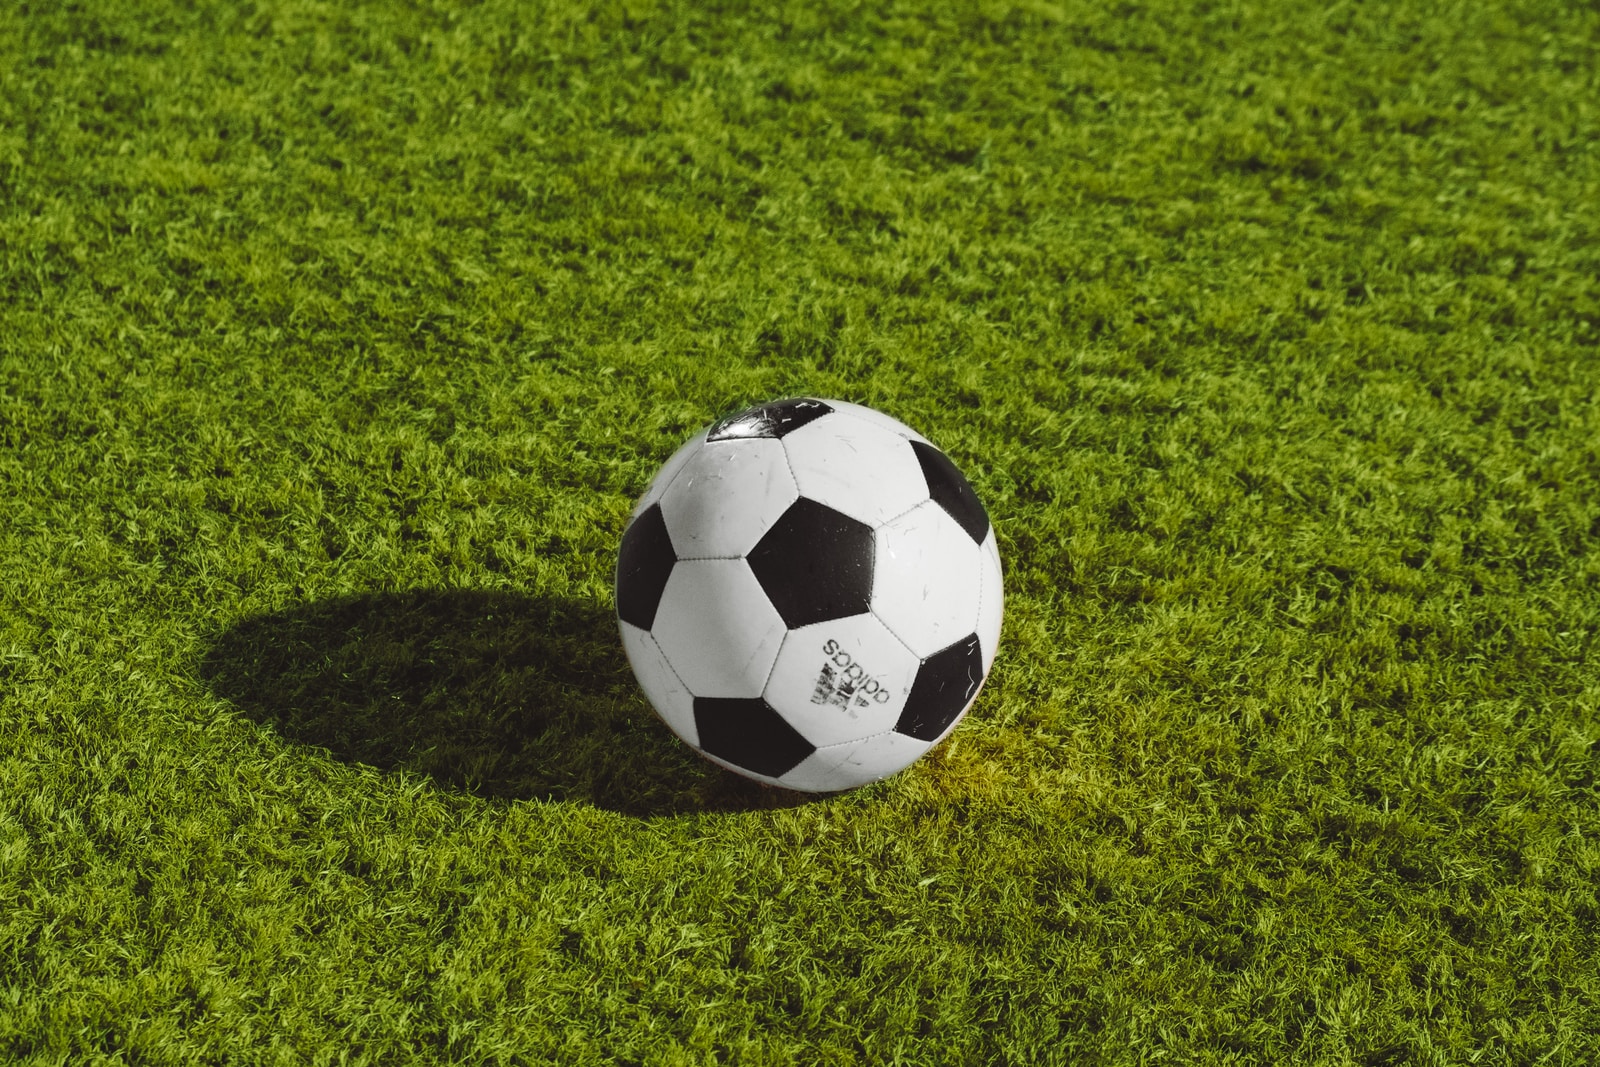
[199,589,816,817]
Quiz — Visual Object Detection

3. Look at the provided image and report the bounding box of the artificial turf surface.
[2,0,1598,1062]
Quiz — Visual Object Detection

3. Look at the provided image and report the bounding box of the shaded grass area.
[1,0,1597,1063]
[201,589,805,815]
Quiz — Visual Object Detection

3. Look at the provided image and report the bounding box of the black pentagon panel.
[910,440,989,544]
[694,697,816,777]
[747,498,874,629]
[615,504,677,630]
[895,633,983,742]
[707,398,833,442]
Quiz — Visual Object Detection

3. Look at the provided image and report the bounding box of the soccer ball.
[615,398,1003,792]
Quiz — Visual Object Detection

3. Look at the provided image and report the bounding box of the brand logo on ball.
[811,639,893,717]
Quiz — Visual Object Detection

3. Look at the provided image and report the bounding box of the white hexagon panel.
[780,415,930,528]
[762,613,921,748]
[659,437,798,560]
[802,731,936,791]
[618,621,698,747]
[770,747,858,793]
[871,500,982,659]
[976,529,1003,674]
[630,429,707,520]
[652,559,786,698]
[826,400,933,446]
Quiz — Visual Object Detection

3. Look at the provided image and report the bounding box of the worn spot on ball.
[707,398,834,441]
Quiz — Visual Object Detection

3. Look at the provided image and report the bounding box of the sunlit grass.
[1,0,1597,1063]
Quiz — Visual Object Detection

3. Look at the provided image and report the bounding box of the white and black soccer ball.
[616,398,1002,792]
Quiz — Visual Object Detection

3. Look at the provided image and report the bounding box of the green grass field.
[2,0,1598,1062]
